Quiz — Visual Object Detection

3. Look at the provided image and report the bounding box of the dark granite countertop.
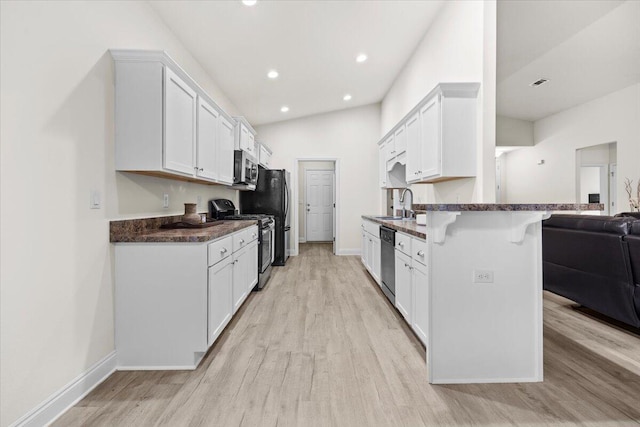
[412,203,604,211]
[362,203,603,239]
[362,216,427,239]
[110,215,257,243]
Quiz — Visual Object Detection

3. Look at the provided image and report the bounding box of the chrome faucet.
[399,188,415,219]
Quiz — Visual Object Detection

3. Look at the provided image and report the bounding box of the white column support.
[508,211,551,243]
[428,211,461,244]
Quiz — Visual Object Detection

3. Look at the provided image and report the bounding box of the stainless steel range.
[209,199,274,290]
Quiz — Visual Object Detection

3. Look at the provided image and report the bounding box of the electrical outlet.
[196,195,202,208]
[163,193,169,209]
[473,270,494,283]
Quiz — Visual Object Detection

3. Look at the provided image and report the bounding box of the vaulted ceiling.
[150,0,444,126]
[149,0,640,126]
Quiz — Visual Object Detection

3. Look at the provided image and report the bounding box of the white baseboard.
[337,248,361,256]
[11,351,117,427]
[430,375,542,384]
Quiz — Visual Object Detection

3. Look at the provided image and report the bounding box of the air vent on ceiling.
[529,78,549,87]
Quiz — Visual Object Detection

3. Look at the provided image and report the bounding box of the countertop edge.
[361,215,427,239]
[110,218,258,243]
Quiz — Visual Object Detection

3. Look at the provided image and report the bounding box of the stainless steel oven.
[233,150,258,188]
[260,220,275,287]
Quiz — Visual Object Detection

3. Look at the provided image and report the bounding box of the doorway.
[576,142,617,215]
[305,169,334,242]
[294,159,338,256]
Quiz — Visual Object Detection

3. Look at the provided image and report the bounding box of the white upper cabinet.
[234,116,258,160]
[111,50,236,185]
[418,95,441,180]
[258,143,272,168]
[405,112,421,181]
[218,116,235,185]
[394,124,407,158]
[196,97,219,181]
[378,82,480,186]
[164,68,197,176]
[378,141,387,188]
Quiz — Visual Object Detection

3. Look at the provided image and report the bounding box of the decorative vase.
[182,203,201,224]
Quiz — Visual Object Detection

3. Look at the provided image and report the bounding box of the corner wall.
[255,104,381,254]
[380,0,497,204]
[504,83,640,212]
[0,2,240,425]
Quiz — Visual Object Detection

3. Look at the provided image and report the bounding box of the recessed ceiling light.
[280,106,289,113]
[242,0,257,6]
[343,94,352,101]
[267,70,279,79]
[356,53,368,63]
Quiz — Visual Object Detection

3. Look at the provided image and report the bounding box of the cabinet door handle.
[220,248,228,254]
[398,242,404,247]
[417,250,424,256]
[239,239,245,244]
[199,168,204,172]
[252,233,257,238]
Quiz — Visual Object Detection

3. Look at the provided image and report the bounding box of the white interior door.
[306,170,334,242]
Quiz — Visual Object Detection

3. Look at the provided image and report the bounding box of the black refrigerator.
[239,168,291,266]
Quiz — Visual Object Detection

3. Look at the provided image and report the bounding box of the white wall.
[504,83,640,213]
[298,161,335,241]
[380,0,497,204]
[0,2,240,426]
[496,115,534,147]
[255,104,381,254]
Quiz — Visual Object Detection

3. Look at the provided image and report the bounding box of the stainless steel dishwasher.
[380,226,396,304]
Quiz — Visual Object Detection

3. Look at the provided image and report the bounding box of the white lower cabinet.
[115,224,258,369]
[385,232,428,346]
[247,240,259,293]
[411,260,428,344]
[232,246,249,313]
[371,236,381,285]
[395,250,412,322]
[208,256,233,347]
[360,220,381,285]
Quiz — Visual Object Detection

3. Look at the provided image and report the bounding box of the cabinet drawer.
[363,220,380,237]
[395,232,412,256]
[233,225,258,251]
[208,236,233,266]
[412,237,427,266]
[246,225,259,243]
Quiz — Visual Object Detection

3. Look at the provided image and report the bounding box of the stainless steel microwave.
[233,150,258,189]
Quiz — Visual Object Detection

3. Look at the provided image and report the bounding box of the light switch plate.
[163,193,169,209]
[90,190,101,209]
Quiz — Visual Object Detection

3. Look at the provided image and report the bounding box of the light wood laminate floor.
[56,243,640,426]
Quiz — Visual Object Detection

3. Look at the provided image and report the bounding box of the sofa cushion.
[615,212,640,220]
[543,215,640,328]
[631,220,640,235]
[543,214,633,235]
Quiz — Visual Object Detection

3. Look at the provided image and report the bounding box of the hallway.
[55,243,640,426]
